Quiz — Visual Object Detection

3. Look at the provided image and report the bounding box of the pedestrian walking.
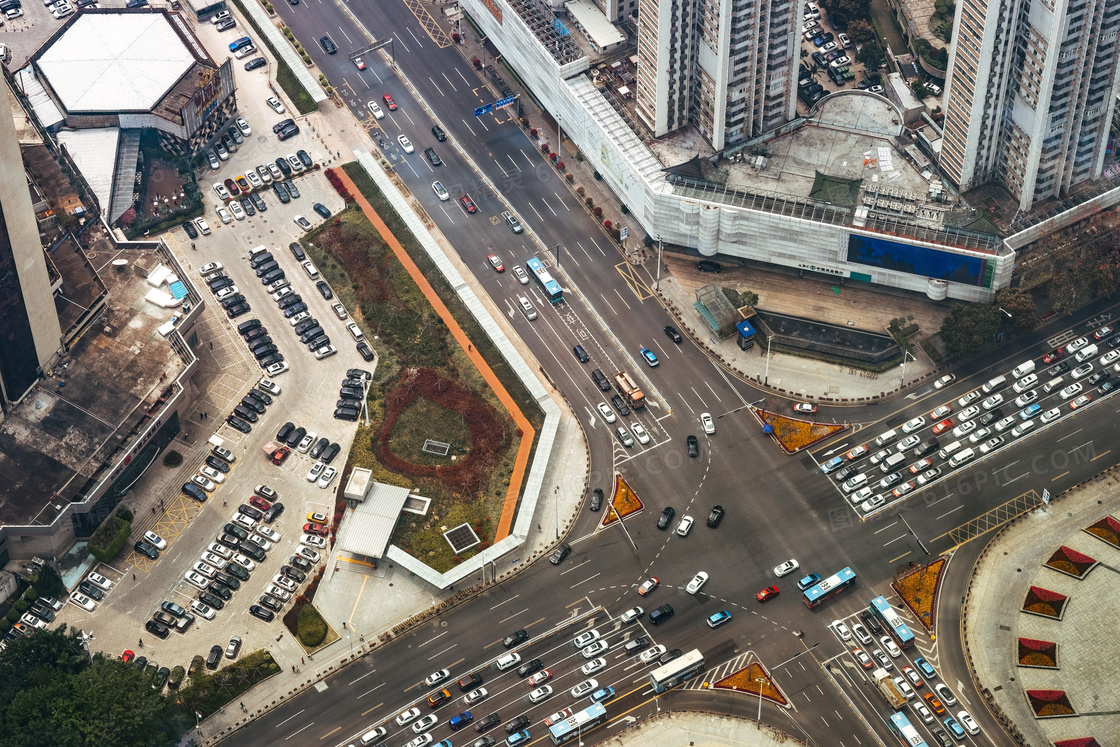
[132,573,136,581]
[301,657,305,664]
[138,639,143,647]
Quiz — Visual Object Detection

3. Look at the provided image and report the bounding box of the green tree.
[939,303,1001,358]
[995,288,1037,334]
[845,18,876,44]
[856,43,886,70]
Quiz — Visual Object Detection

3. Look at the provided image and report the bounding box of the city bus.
[887,712,929,747]
[525,256,563,303]
[802,566,857,608]
[547,702,606,744]
[648,648,705,693]
[870,596,916,649]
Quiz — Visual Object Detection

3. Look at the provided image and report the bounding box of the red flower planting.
[1045,545,1098,579]
[1083,515,1120,548]
[1021,586,1068,619]
[1026,689,1075,718]
[1054,739,1102,747]
[1017,637,1058,668]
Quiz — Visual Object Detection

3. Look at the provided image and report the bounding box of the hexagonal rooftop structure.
[35,12,196,113]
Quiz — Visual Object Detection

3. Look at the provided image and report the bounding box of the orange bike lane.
[336,169,534,541]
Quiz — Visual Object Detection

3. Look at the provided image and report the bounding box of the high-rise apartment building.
[635,0,801,150]
[941,0,1120,211]
[0,90,61,409]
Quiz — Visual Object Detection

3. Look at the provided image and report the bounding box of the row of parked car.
[4,595,63,645]
[68,570,115,613]
[333,371,369,422]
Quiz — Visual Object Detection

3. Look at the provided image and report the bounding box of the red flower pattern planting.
[1026,689,1075,718]
[1021,586,1068,619]
[376,368,510,493]
[324,168,354,202]
[1016,637,1058,668]
[1083,515,1120,548]
[1054,739,1102,747]
[1045,545,1098,579]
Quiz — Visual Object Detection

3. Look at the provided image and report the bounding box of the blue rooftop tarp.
[168,281,188,300]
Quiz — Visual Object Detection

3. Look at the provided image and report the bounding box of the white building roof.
[337,482,413,559]
[36,13,195,113]
[57,129,119,213]
[565,0,625,49]
[14,67,64,129]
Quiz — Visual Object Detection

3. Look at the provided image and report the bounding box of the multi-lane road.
[222,2,1120,745]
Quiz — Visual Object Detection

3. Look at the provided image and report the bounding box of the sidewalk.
[599,711,808,747]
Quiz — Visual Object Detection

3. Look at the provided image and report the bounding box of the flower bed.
[758,411,847,454]
[1017,637,1058,669]
[1021,586,1068,620]
[1026,689,1076,718]
[1054,739,1102,747]
[602,475,643,526]
[1082,515,1120,549]
[713,662,788,705]
[1044,545,1098,579]
[892,558,945,632]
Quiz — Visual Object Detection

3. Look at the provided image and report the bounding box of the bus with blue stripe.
[547,702,606,744]
[870,595,916,648]
[801,567,856,608]
[887,712,928,747]
[525,256,563,303]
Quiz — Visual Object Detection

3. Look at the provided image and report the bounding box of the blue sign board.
[495,95,516,109]
[473,104,493,117]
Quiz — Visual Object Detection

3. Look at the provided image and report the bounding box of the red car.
[382,94,397,111]
[637,577,660,596]
[459,194,477,214]
[249,495,272,511]
[851,648,874,669]
[1093,326,1112,340]
[487,254,504,272]
[755,585,779,602]
[121,650,135,663]
[223,177,240,197]
[845,445,867,460]
[271,447,290,465]
[932,418,956,435]
[304,522,329,536]
[1043,348,1064,363]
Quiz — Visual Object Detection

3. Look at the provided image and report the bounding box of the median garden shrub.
[296,604,328,647]
[88,515,131,563]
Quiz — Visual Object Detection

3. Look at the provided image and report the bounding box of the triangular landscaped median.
[602,474,643,526]
[713,662,788,706]
[757,410,847,454]
[892,558,946,632]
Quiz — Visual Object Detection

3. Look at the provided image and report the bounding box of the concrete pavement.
[598,712,808,747]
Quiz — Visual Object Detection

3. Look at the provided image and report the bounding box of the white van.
[248,244,269,259]
[938,440,963,460]
[1042,376,1065,394]
[881,453,907,473]
[360,728,385,746]
[301,260,320,279]
[1011,360,1036,379]
[496,652,521,671]
[842,473,869,493]
[518,296,537,321]
[874,429,898,447]
[949,447,976,467]
[1011,420,1036,438]
[1074,344,1098,363]
[981,375,1007,394]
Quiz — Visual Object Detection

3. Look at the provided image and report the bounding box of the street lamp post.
[900,349,915,388]
[756,676,767,729]
[655,236,663,291]
[554,486,559,539]
[610,501,638,551]
[763,336,773,385]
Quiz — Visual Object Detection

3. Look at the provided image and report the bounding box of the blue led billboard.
[846,234,990,288]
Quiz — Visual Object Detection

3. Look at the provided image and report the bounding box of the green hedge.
[176,650,281,718]
[296,604,327,647]
[88,515,131,563]
[228,0,318,115]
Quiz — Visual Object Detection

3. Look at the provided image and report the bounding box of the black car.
[458,672,484,692]
[319,35,337,53]
[145,619,170,639]
[930,729,954,747]
[834,465,860,482]
[244,328,269,343]
[183,220,198,239]
[237,318,261,334]
[206,645,223,669]
[339,385,363,400]
[296,150,313,168]
[250,192,267,212]
[320,443,341,463]
[246,388,272,407]
[1050,361,1071,376]
[244,57,267,71]
[313,202,331,219]
[29,605,55,623]
[687,435,699,458]
[503,629,528,649]
[288,242,306,261]
[290,555,313,573]
[706,505,725,527]
[697,260,721,273]
[283,302,307,319]
[1100,379,1116,394]
[227,416,252,434]
[239,542,266,562]
[300,326,325,344]
[610,394,630,416]
[276,422,295,442]
[224,562,250,581]
[214,572,241,590]
[294,318,319,335]
[224,523,249,541]
[259,594,283,612]
[250,605,275,622]
[232,405,259,423]
[357,341,375,361]
[208,276,234,291]
[1088,371,1110,386]
[277,124,300,141]
[432,125,446,141]
[663,325,682,343]
[657,506,675,529]
[334,407,360,421]
[256,261,281,278]
[134,540,160,560]
[199,592,226,610]
[573,344,589,363]
[475,713,501,733]
[182,482,208,501]
[250,251,274,268]
[264,502,285,522]
[280,565,306,583]
[978,409,1003,427]
[278,293,303,309]
[79,581,104,600]
[860,609,883,634]
[591,368,611,391]
[206,583,232,601]
[589,488,603,511]
[649,604,674,625]
[659,648,684,665]
[240,197,256,216]
[286,181,300,199]
[258,353,283,369]
[309,437,329,459]
[316,280,333,299]
[505,714,531,734]
[424,147,442,166]
[516,659,542,678]
[220,293,246,308]
[226,303,251,319]
[305,335,330,351]
[205,455,231,473]
[548,544,570,565]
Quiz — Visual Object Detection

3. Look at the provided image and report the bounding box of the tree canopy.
[939,303,1001,358]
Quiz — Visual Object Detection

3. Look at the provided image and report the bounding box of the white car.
[464,687,488,705]
[318,466,338,488]
[86,572,113,590]
[231,554,256,570]
[685,571,708,594]
[69,592,96,611]
[639,645,667,664]
[398,135,415,153]
[199,465,225,483]
[199,262,224,277]
[956,710,979,735]
[191,475,216,492]
[880,635,902,657]
[267,162,284,180]
[301,534,327,549]
[424,669,450,686]
[141,531,167,550]
[331,301,348,319]
[675,515,694,536]
[513,266,529,284]
[934,374,955,389]
[235,116,252,137]
[570,679,598,698]
[631,421,650,444]
[929,405,952,419]
[1060,382,1083,399]
[229,201,246,221]
[191,600,216,620]
[581,640,608,658]
[581,658,606,675]
[368,101,385,119]
[20,613,46,630]
[233,513,256,531]
[432,181,450,201]
[412,715,438,734]
[306,462,325,483]
[901,416,925,433]
[893,677,915,699]
[249,534,273,551]
[314,345,337,360]
[830,621,852,640]
[200,552,226,567]
[773,559,799,577]
[528,685,553,703]
[194,217,211,235]
[271,287,293,301]
[1040,407,1061,423]
[213,182,230,200]
[215,285,240,301]
[207,542,233,559]
[957,390,981,407]
[266,96,286,114]
[573,630,600,648]
[405,736,432,747]
[396,708,421,726]
[256,526,281,543]
[700,412,715,434]
[297,547,321,563]
[265,585,291,602]
[1066,336,1088,352]
[981,394,1003,410]
[184,572,210,590]
[596,402,616,424]
[952,420,977,438]
[216,206,232,224]
[193,561,217,578]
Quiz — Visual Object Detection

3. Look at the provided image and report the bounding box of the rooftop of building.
[0,243,187,528]
[33,10,211,115]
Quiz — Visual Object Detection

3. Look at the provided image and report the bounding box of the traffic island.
[892,558,945,632]
[755,410,847,453]
[601,475,643,526]
[712,662,788,707]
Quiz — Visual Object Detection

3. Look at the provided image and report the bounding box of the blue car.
[590,686,615,703]
[707,610,732,628]
[507,730,531,746]
[943,716,965,740]
[797,574,821,591]
[820,456,844,474]
[640,347,659,367]
[1019,403,1041,419]
[914,657,936,679]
